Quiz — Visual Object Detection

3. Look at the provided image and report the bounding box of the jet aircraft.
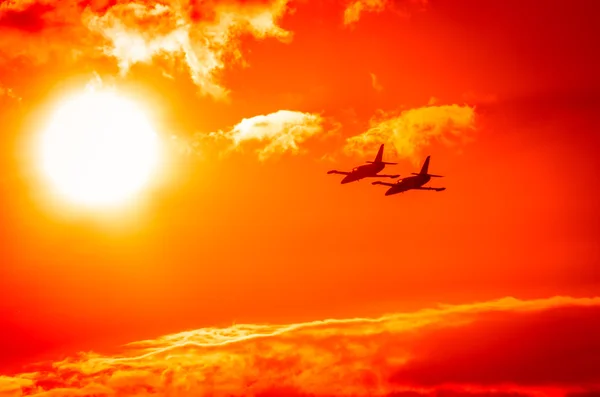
[372,155,446,195]
[327,144,399,184]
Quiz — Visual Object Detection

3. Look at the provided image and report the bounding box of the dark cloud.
[0,2,55,32]
[390,305,600,387]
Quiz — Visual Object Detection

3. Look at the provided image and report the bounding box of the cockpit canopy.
[352,166,360,172]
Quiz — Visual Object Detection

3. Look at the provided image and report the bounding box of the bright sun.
[39,89,160,208]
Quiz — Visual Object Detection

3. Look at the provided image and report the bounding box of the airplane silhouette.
[327,144,399,184]
[371,155,446,195]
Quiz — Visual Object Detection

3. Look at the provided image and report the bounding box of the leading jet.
[327,144,399,184]
[372,155,446,195]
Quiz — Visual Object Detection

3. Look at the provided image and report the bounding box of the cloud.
[344,103,476,160]
[0,0,293,99]
[343,0,388,25]
[1,296,600,397]
[196,110,329,161]
[0,1,55,33]
[371,72,383,92]
[84,0,293,99]
[0,0,90,64]
[343,0,428,25]
[0,84,21,102]
[0,375,33,397]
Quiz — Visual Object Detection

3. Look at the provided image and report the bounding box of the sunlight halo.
[38,89,161,209]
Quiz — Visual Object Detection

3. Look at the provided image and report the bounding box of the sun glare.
[39,89,160,208]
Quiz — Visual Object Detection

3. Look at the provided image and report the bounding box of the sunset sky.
[1,0,600,396]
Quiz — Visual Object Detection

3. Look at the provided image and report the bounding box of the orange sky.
[1,0,600,396]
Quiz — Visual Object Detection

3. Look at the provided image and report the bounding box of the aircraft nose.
[341,176,352,184]
[385,189,394,196]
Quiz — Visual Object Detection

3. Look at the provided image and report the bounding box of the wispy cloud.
[344,0,388,25]
[345,103,477,161]
[370,72,383,92]
[343,0,429,26]
[2,296,599,396]
[198,110,328,161]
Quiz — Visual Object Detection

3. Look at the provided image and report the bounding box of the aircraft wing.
[369,174,400,178]
[371,181,396,187]
[327,170,350,175]
[411,173,444,177]
[414,187,446,191]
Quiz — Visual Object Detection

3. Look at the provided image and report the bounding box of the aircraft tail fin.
[419,155,430,175]
[412,155,444,177]
[374,144,384,163]
[365,144,397,165]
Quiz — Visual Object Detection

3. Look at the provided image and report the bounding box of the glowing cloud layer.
[0,0,293,99]
[345,104,476,160]
[189,103,475,162]
[83,0,293,99]
[1,296,599,396]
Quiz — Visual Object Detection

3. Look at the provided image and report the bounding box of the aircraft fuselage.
[384,174,431,195]
[341,162,385,184]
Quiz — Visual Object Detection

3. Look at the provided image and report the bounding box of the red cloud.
[0,2,55,33]
[1,296,599,396]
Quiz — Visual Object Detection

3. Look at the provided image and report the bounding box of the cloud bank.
[2,296,600,397]
[0,0,294,99]
[345,104,476,160]
[185,102,476,162]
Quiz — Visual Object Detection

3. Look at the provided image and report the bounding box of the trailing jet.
[327,144,399,184]
[372,155,446,195]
